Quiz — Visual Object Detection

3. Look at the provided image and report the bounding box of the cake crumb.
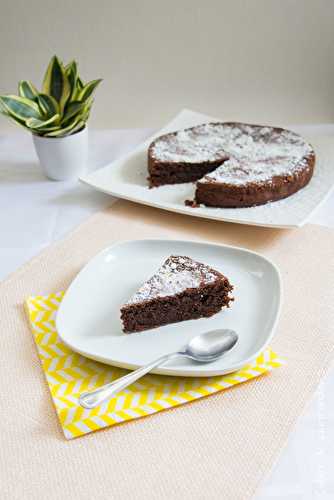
[185,199,199,208]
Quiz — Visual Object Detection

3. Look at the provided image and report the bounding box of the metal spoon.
[79,329,238,409]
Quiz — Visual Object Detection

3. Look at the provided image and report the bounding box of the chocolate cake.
[120,255,233,333]
[148,122,315,207]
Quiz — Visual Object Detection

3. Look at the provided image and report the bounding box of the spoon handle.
[79,352,181,409]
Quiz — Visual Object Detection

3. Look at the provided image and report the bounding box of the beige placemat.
[1,200,334,500]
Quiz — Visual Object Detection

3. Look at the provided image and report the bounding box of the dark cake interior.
[121,255,233,333]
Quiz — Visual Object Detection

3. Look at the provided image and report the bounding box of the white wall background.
[1,0,334,130]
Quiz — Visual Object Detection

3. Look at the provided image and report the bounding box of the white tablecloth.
[1,126,333,499]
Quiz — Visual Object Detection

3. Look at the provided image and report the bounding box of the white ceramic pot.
[33,126,88,181]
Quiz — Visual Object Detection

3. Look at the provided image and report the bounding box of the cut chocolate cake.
[121,255,233,333]
[148,122,315,207]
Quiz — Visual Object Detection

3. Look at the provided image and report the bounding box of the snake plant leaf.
[26,114,60,130]
[18,81,39,102]
[62,100,86,123]
[0,98,29,129]
[37,94,59,118]
[65,60,77,74]
[65,60,78,101]
[72,75,85,100]
[0,99,6,113]
[0,106,32,131]
[0,95,41,121]
[0,97,54,133]
[42,56,71,112]
[44,116,84,137]
[80,97,93,122]
[65,96,92,124]
[77,76,84,90]
[78,79,102,102]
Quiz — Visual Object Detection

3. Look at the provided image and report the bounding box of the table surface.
[1,125,333,499]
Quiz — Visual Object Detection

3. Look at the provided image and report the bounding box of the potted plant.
[0,56,102,180]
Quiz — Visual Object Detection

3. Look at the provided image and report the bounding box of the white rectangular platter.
[80,109,334,228]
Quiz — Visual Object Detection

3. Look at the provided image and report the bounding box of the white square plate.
[56,239,281,377]
[80,109,334,228]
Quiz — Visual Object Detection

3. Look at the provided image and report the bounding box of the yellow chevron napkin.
[25,291,283,439]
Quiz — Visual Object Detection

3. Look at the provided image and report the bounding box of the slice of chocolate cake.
[120,255,233,333]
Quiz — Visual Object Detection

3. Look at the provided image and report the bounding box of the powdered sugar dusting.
[200,156,309,186]
[151,123,313,186]
[125,255,218,304]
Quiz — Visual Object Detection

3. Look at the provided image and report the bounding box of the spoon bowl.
[185,329,238,362]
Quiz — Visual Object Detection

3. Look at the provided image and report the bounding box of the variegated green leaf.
[63,97,92,126]
[77,76,84,90]
[0,99,6,114]
[0,106,32,131]
[65,60,78,101]
[37,94,59,118]
[62,100,85,123]
[72,75,85,100]
[80,98,93,122]
[26,114,60,130]
[65,60,76,74]
[42,56,70,112]
[0,98,54,133]
[0,95,41,121]
[78,79,102,102]
[18,81,39,101]
[45,116,84,137]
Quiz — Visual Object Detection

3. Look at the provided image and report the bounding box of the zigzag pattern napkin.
[25,292,283,439]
